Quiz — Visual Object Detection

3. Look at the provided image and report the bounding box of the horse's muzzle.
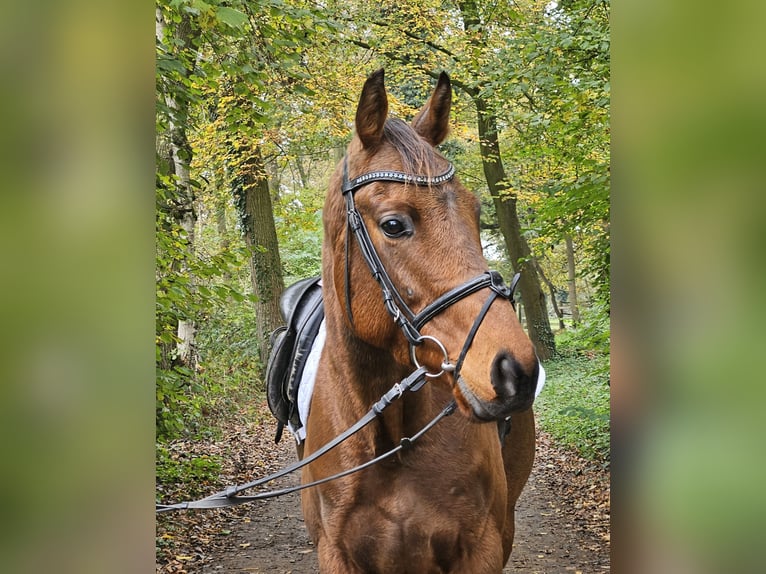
[456,351,538,421]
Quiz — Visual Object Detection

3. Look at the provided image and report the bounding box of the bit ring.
[410,335,452,378]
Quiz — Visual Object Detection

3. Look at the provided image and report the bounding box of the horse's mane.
[382,118,443,178]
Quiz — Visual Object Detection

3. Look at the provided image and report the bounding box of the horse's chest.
[334,471,505,573]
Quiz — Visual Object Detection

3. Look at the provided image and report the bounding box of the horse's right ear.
[355,69,388,149]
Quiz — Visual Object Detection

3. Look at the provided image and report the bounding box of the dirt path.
[158,403,610,573]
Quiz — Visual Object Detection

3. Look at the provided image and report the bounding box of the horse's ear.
[411,72,452,146]
[355,69,388,149]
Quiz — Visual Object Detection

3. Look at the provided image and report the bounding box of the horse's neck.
[328,330,438,449]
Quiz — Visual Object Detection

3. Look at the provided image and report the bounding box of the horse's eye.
[380,217,409,238]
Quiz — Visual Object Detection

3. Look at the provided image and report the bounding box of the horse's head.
[323,69,540,420]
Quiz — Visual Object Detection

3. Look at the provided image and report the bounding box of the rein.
[157,367,453,513]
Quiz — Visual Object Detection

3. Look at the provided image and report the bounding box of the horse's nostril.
[491,352,531,399]
[499,356,521,380]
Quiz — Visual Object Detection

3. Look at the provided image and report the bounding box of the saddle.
[266,276,324,444]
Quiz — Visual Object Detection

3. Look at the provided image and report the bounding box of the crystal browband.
[342,162,456,195]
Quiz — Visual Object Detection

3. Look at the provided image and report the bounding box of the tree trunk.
[237,147,285,363]
[474,96,556,359]
[216,192,232,281]
[565,234,581,326]
[294,155,309,189]
[535,259,566,330]
[267,156,282,198]
[157,7,197,369]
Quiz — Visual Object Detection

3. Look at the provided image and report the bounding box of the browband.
[342,160,456,195]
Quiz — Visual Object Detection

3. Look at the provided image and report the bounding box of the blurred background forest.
[155,0,609,463]
[5,0,765,572]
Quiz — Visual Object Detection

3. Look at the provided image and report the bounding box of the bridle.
[155,156,523,513]
[341,155,520,382]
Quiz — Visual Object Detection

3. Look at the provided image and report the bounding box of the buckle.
[488,271,512,299]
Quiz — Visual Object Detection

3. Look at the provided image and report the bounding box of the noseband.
[341,156,520,381]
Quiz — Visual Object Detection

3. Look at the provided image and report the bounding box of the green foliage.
[555,300,611,358]
[156,444,222,497]
[274,185,325,284]
[155,185,255,439]
[536,286,610,464]
[156,295,262,440]
[194,299,263,418]
[491,0,610,307]
[535,353,610,463]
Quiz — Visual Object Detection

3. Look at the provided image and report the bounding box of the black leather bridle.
[155,157,524,513]
[341,156,520,381]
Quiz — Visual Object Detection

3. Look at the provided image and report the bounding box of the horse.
[300,69,541,573]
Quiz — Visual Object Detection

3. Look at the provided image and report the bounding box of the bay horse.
[301,69,541,573]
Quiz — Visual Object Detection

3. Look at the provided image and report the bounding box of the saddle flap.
[279,276,322,325]
[266,276,324,442]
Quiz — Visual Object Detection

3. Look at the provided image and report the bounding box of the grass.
[535,351,610,464]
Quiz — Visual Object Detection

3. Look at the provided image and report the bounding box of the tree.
[233,146,284,361]
[155,0,317,432]
[156,5,200,371]
[565,234,581,325]
[535,259,566,330]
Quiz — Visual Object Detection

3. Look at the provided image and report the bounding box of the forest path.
[157,401,609,573]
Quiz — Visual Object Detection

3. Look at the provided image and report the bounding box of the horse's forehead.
[351,142,409,172]
[344,135,467,209]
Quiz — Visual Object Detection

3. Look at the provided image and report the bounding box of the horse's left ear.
[411,72,452,146]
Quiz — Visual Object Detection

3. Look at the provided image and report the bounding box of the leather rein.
[156,158,520,513]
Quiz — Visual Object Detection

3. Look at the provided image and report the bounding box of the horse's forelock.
[382,118,442,178]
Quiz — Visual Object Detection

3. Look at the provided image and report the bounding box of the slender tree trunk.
[267,156,282,198]
[237,147,285,363]
[535,259,566,330]
[157,7,197,369]
[295,155,309,189]
[565,234,581,325]
[215,190,232,281]
[473,96,556,359]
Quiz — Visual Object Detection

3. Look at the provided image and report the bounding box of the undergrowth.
[156,445,223,499]
[534,306,610,464]
[156,300,265,496]
[535,355,610,463]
